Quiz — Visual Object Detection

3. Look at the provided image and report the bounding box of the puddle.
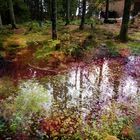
[0,56,140,110]
[0,56,140,138]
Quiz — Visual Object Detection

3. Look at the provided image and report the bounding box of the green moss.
[35,39,60,60]
[71,19,81,25]
[128,41,140,55]
[105,41,119,57]
[0,27,13,49]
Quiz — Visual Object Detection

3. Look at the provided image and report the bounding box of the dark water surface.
[0,56,139,116]
[0,55,140,139]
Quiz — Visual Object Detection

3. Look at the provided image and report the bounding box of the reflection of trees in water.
[45,58,139,119]
[49,75,69,110]
[85,61,104,120]
[108,59,123,100]
[48,61,109,119]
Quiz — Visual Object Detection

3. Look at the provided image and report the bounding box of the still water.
[0,56,139,117]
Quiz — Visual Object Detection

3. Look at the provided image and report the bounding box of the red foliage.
[40,117,61,133]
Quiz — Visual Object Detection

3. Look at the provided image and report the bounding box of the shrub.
[26,22,42,33]
[0,117,6,134]
[0,80,51,133]
[63,43,83,58]
[14,80,51,117]
[35,40,60,60]
[0,78,17,99]
[105,41,119,57]
[128,42,140,55]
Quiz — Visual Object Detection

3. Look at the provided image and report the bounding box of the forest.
[0,0,140,139]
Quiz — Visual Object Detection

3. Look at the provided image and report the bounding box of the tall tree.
[51,0,57,39]
[65,0,70,25]
[119,0,132,42]
[79,0,86,30]
[0,0,7,28]
[8,0,17,29]
[104,0,109,22]
[0,13,2,28]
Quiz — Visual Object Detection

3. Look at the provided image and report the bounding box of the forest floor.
[0,16,140,72]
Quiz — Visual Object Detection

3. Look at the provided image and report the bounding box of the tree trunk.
[51,0,57,39]
[0,13,2,28]
[79,0,86,30]
[104,0,109,22]
[40,0,44,26]
[78,0,82,17]
[119,0,132,42]
[65,0,70,25]
[8,0,17,29]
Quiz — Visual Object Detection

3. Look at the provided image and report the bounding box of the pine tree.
[79,0,86,30]
[65,0,70,25]
[104,0,109,22]
[51,0,57,39]
[119,0,132,42]
[8,0,17,29]
[0,13,2,28]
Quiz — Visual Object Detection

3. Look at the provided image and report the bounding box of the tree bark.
[65,0,70,25]
[40,0,44,26]
[79,0,86,30]
[119,0,132,42]
[0,13,2,28]
[51,0,57,39]
[8,0,17,29]
[104,0,109,22]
